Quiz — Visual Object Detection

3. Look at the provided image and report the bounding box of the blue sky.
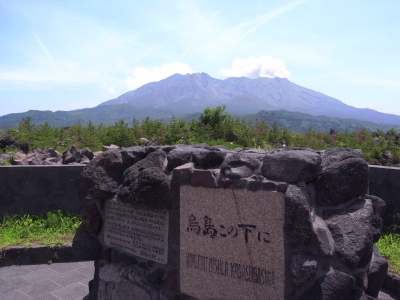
[1,0,399,117]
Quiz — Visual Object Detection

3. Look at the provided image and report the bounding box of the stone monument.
[180,186,285,299]
[72,145,390,300]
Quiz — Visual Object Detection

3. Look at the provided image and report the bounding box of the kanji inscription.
[104,200,169,264]
[180,186,285,300]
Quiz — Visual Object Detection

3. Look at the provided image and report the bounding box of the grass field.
[0,210,81,249]
[376,231,400,274]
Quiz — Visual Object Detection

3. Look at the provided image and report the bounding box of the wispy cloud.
[235,0,309,42]
[32,32,58,72]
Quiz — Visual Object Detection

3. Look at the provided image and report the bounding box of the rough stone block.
[190,169,218,188]
[262,149,321,183]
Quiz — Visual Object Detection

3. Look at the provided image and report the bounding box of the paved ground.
[0,261,94,300]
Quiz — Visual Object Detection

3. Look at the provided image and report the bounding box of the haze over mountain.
[99,73,400,125]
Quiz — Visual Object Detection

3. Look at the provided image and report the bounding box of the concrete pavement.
[0,261,94,300]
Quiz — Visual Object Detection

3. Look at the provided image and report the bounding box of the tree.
[199,105,227,130]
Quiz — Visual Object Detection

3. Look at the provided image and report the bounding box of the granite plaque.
[180,186,285,300]
[104,200,169,264]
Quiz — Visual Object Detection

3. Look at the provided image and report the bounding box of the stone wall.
[369,165,400,228]
[1,159,398,228]
[0,165,88,218]
[73,145,390,300]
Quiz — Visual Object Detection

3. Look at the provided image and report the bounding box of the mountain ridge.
[1,72,400,132]
[98,73,400,125]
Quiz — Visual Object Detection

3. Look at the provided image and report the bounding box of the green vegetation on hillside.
[1,106,400,166]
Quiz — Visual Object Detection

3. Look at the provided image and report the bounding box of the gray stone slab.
[20,268,61,284]
[19,279,63,298]
[2,289,33,300]
[34,294,62,300]
[51,270,90,287]
[0,276,30,294]
[76,265,95,277]
[0,265,33,279]
[26,264,51,271]
[49,262,86,274]
[180,186,286,300]
[50,282,89,300]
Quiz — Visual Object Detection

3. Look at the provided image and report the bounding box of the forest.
[1,106,399,167]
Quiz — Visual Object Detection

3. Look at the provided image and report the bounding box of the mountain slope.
[1,104,400,134]
[98,73,400,125]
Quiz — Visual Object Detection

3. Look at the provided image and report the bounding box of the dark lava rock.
[297,270,355,300]
[134,167,170,205]
[262,148,321,183]
[290,250,318,287]
[81,150,127,200]
[63,146,80,164]
[366,246,388,298]
[72,223,102,260]
[192,149,225,168]
[120,146,146,166]
[167,148,193,170]
[383,272,400,299]
[320,147,363,169]
[118,150,170,206]
[133,149,166,171]
[80,148,94,160]
[314,149,368,206]
[324,199,374,269]
[221,153,260,179]
[343,289,370,300]
[80,202,103,237]
[366,194,386,242]
[312,216,335,257]
[285,184,314,245]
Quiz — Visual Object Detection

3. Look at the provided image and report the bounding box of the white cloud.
[124,61,195,89]
[219,56,291,79]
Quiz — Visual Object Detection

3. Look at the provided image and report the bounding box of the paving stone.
[76,264,95,277]
[19,279,63,298]
[51,282,89,300]
[20,268,61,284]
[77,261,94,268]
[49,262,85,274]
[0,265,33,279]
[26,264,51,271]
[51,270,90,287]
[2,289,33,300]
[34,293,62,300]
[0,276,30,294]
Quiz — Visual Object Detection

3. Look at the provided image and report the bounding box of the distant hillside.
[1,73,400,132]
[244,110,400,133]
[99,73,400,126]
[1,104,399,134]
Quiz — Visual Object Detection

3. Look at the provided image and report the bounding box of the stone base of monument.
[72,145,391,300]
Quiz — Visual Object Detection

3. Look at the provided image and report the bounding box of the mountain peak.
[95,72,400,126]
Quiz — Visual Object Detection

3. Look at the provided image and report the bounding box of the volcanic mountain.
[98,72,400,125]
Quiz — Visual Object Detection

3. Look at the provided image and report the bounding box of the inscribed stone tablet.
[180,186,285,300]
[104,200,169,264]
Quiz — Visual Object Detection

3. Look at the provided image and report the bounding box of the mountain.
[1,106,399,134]
[98,73,400,125]
[1,72,400,132]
